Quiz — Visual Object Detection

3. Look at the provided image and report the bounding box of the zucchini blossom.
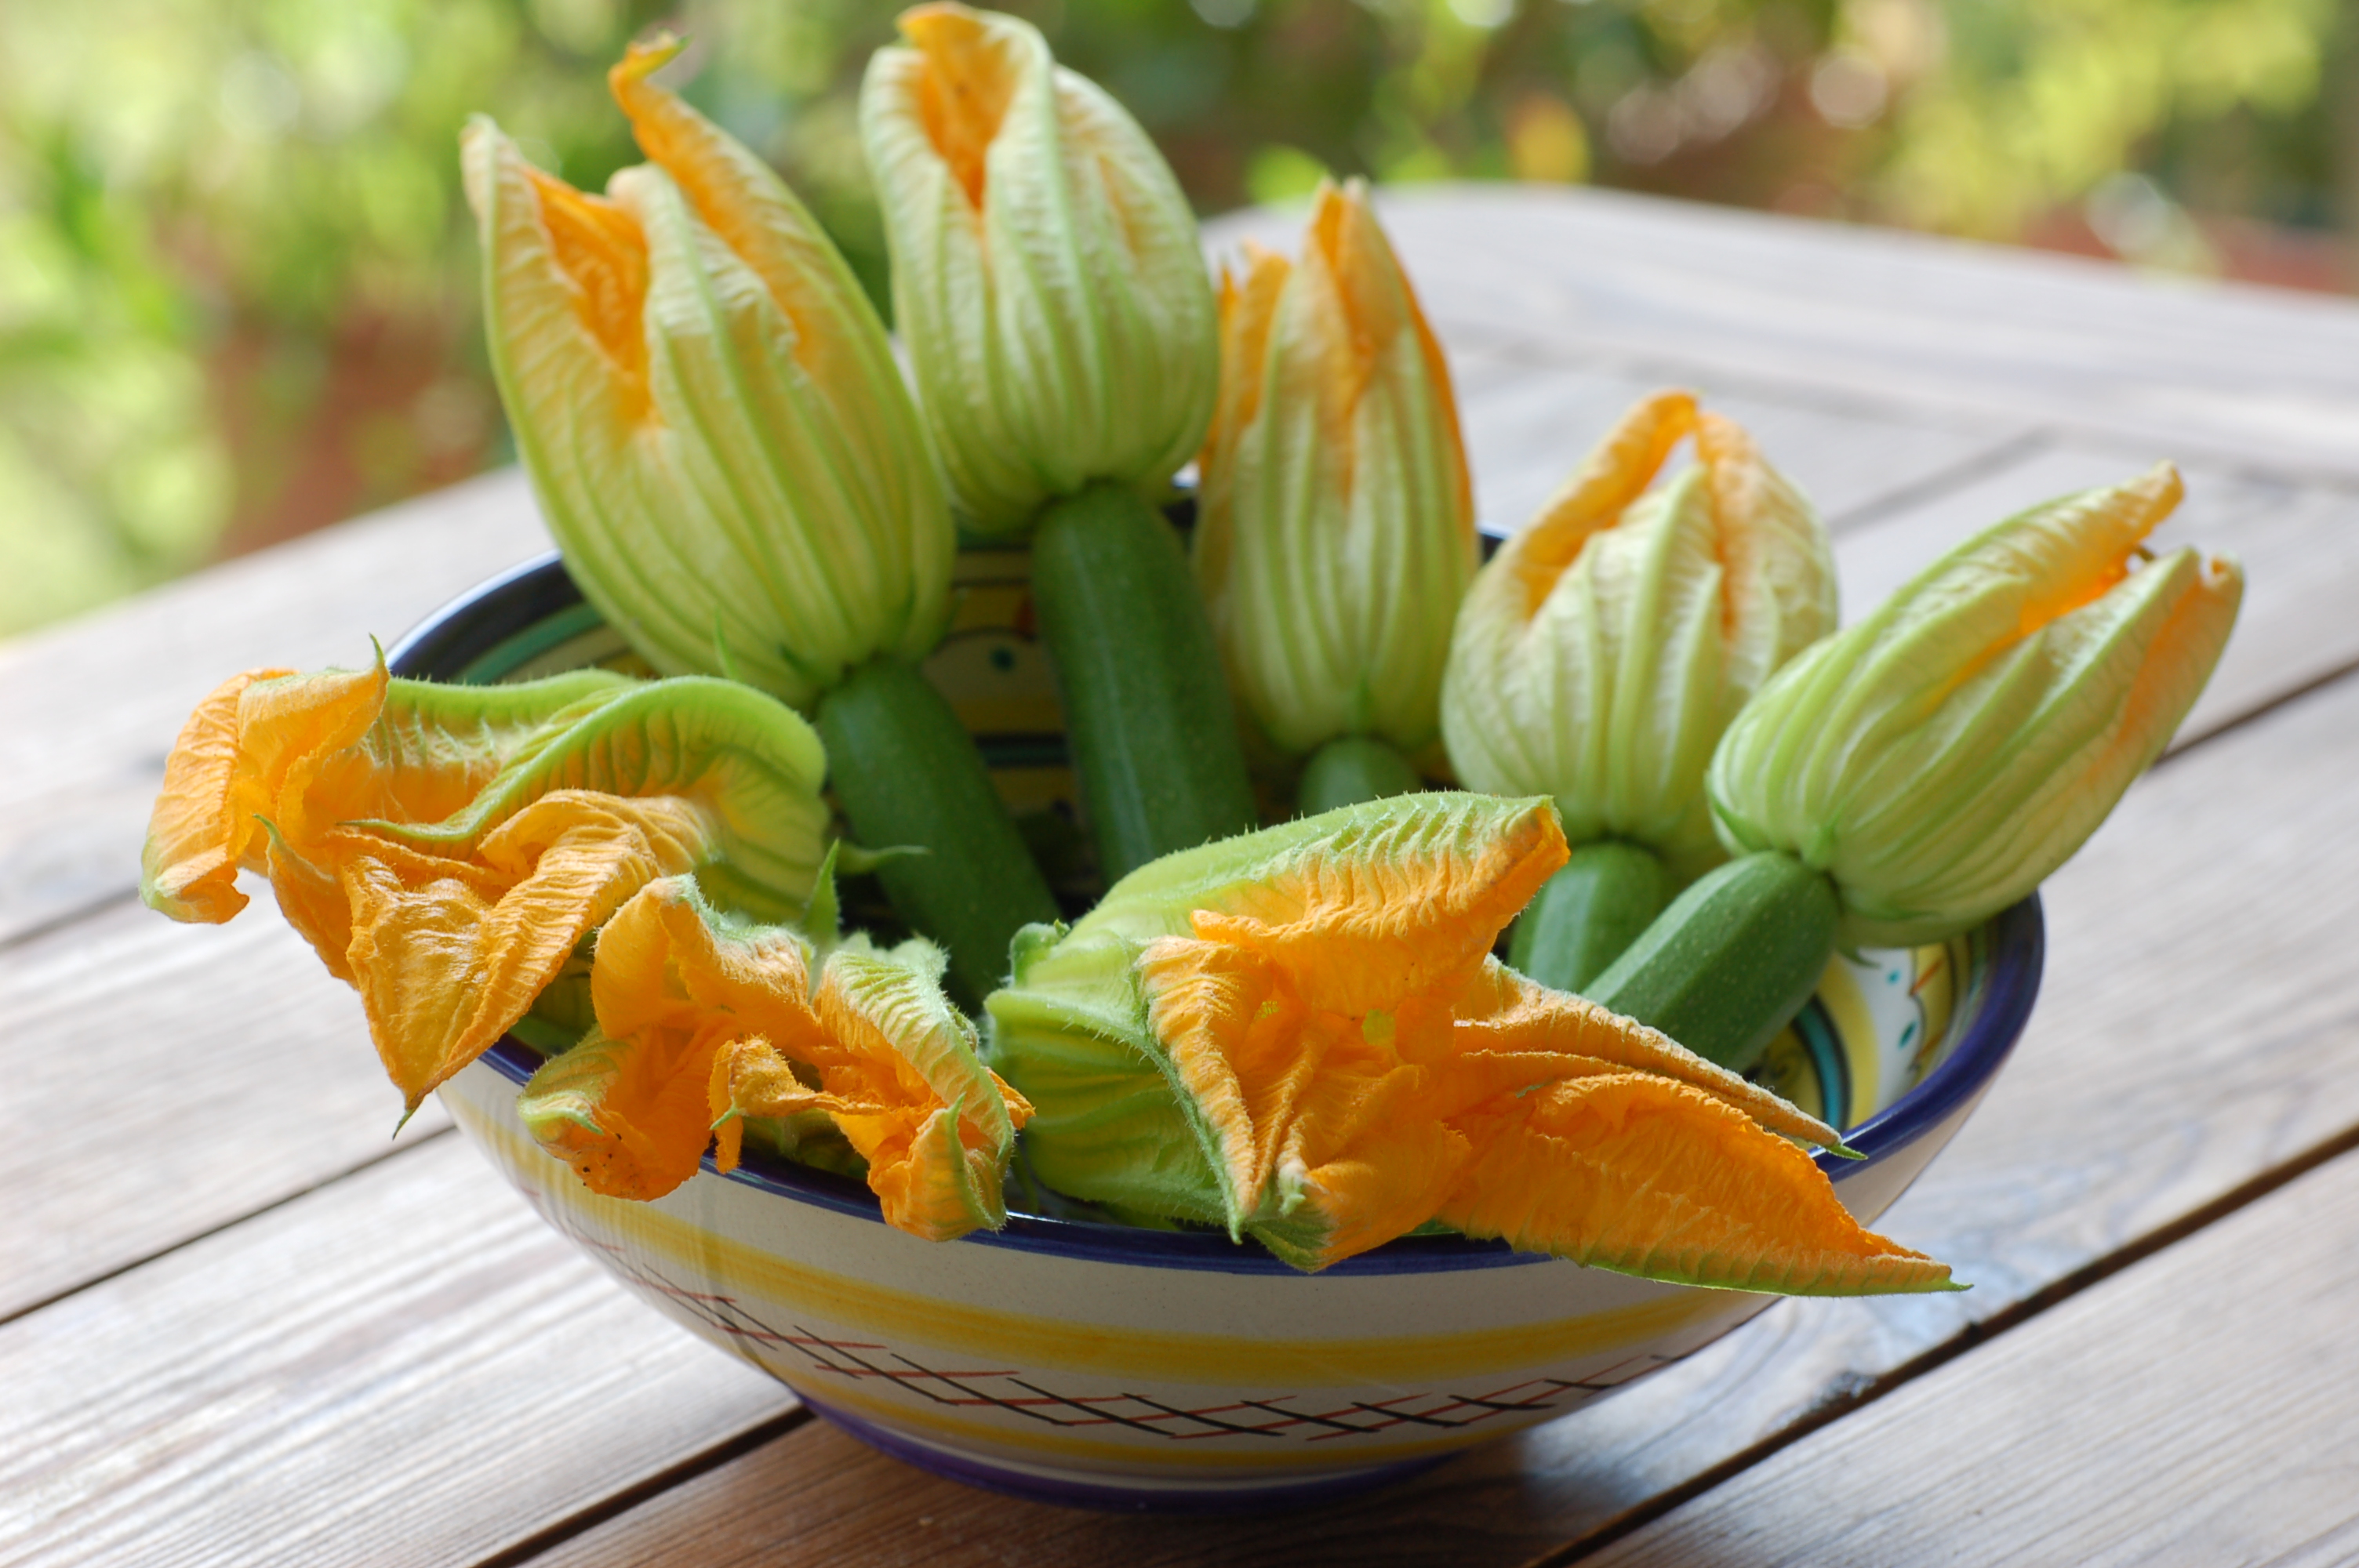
[464,39,951,707]
[1441,392,1836,990]
[1709,463,2243,948]
[860,2,1217,534]
[521,875,1030,1236]
[987,793,1950,1294]
[465,38,1057,1006]
[1194,179,1477,814]
[140,659,829,1112]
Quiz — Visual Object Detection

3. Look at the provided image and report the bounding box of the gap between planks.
[1579,1133,2359,1565]
[1547,1118,2359,1566]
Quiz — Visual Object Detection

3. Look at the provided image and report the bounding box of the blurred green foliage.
[0,0,2348,636]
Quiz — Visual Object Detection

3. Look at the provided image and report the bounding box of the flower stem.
[1583,851,1839,1073]
[1029,481,1259,884]
[1510,840,1677,994]
[1296,735,1423,815]
[816,657,1060,1009]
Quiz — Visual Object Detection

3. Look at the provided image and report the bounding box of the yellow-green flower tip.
[463,63,952,710]
[1441,391,1837,877]
[1709,463,2244,946]
[1193,180,1476,758]
[860,4,1218,534]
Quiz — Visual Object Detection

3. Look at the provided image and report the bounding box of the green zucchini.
[816,658,1060,1010]
[1510,839,1678,995]
[1583,850,1837,1073]
[1028,481,1260,884]
[1296,735,1423,815]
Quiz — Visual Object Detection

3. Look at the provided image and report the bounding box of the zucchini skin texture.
[1583,850,1837,1073]
[1296,735,1423,816]
[817,658,1059,1009]
[1510,839,1679,996]
[1030,483,1259,885]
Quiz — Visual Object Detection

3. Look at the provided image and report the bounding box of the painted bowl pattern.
[398,548,2041,1511]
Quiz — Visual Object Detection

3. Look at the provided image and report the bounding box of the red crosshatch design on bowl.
[525,1189,1686,1444]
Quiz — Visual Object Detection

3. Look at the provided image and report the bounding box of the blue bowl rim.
[391,553,2045,1279]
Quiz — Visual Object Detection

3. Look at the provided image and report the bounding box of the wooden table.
[7,184,2359,1567]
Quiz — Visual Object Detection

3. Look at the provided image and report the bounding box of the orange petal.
[1507,389,1697,615]
[589,873,824,1050]
[139,667,294,924]
[340,793,721,1111]
[517,1023,726,1202]
[1439,1073,1954,1294]
[139,662,386,924]
[1256,1048,1474,1270]
[1442,959,1844,1149]
[609,34,886,405]
[1192,792,1566,1015]
[897,2,1027,208]
[812,940,1031,1239]
[1138,934,1322,1223]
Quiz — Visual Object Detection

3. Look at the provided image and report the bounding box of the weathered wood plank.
[512,634,2359,1568]
[0,898,452,1322]
[1448,347,2032,535]
[0,468,548,946]
[0,1136,796,1568]
[1588,1147,2359,1567]
[1830,443,2359,747]
[1210,185,2359,479]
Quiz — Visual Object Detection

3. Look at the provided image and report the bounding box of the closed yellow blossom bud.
[860,4,1218,532]
[1709,463,2243,947]
[1194,180,1476,797]
[1443,391,1837,878]
[463,38,952,708]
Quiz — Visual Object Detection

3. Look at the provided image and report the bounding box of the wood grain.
[0,1136,796,1568]
[0,468,548,946]
[1210,184,2359,479]
[521,642,2359,1568]
[1588,1148,2359,1567]
[1448,346,2032,536]
[0,899,446,1322]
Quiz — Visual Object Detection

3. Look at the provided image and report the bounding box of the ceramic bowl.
[394,547,2042,1512]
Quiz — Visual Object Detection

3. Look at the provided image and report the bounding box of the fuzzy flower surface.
[1710,463,2243,946]
[465,38,952,708]
[140,660,829,1111]
[860,3,1218,533]
[1193,178,1476,760]
[988,793,1951,1291]
[1443,391,1836,876]
[518,875,1030,1235]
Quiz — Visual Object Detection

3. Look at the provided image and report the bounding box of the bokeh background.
[3,0,2348,637]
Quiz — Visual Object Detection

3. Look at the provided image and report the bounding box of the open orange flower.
[519,875,1030,1235]
[140,659,830,1112]
[990,793,1950,1290]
